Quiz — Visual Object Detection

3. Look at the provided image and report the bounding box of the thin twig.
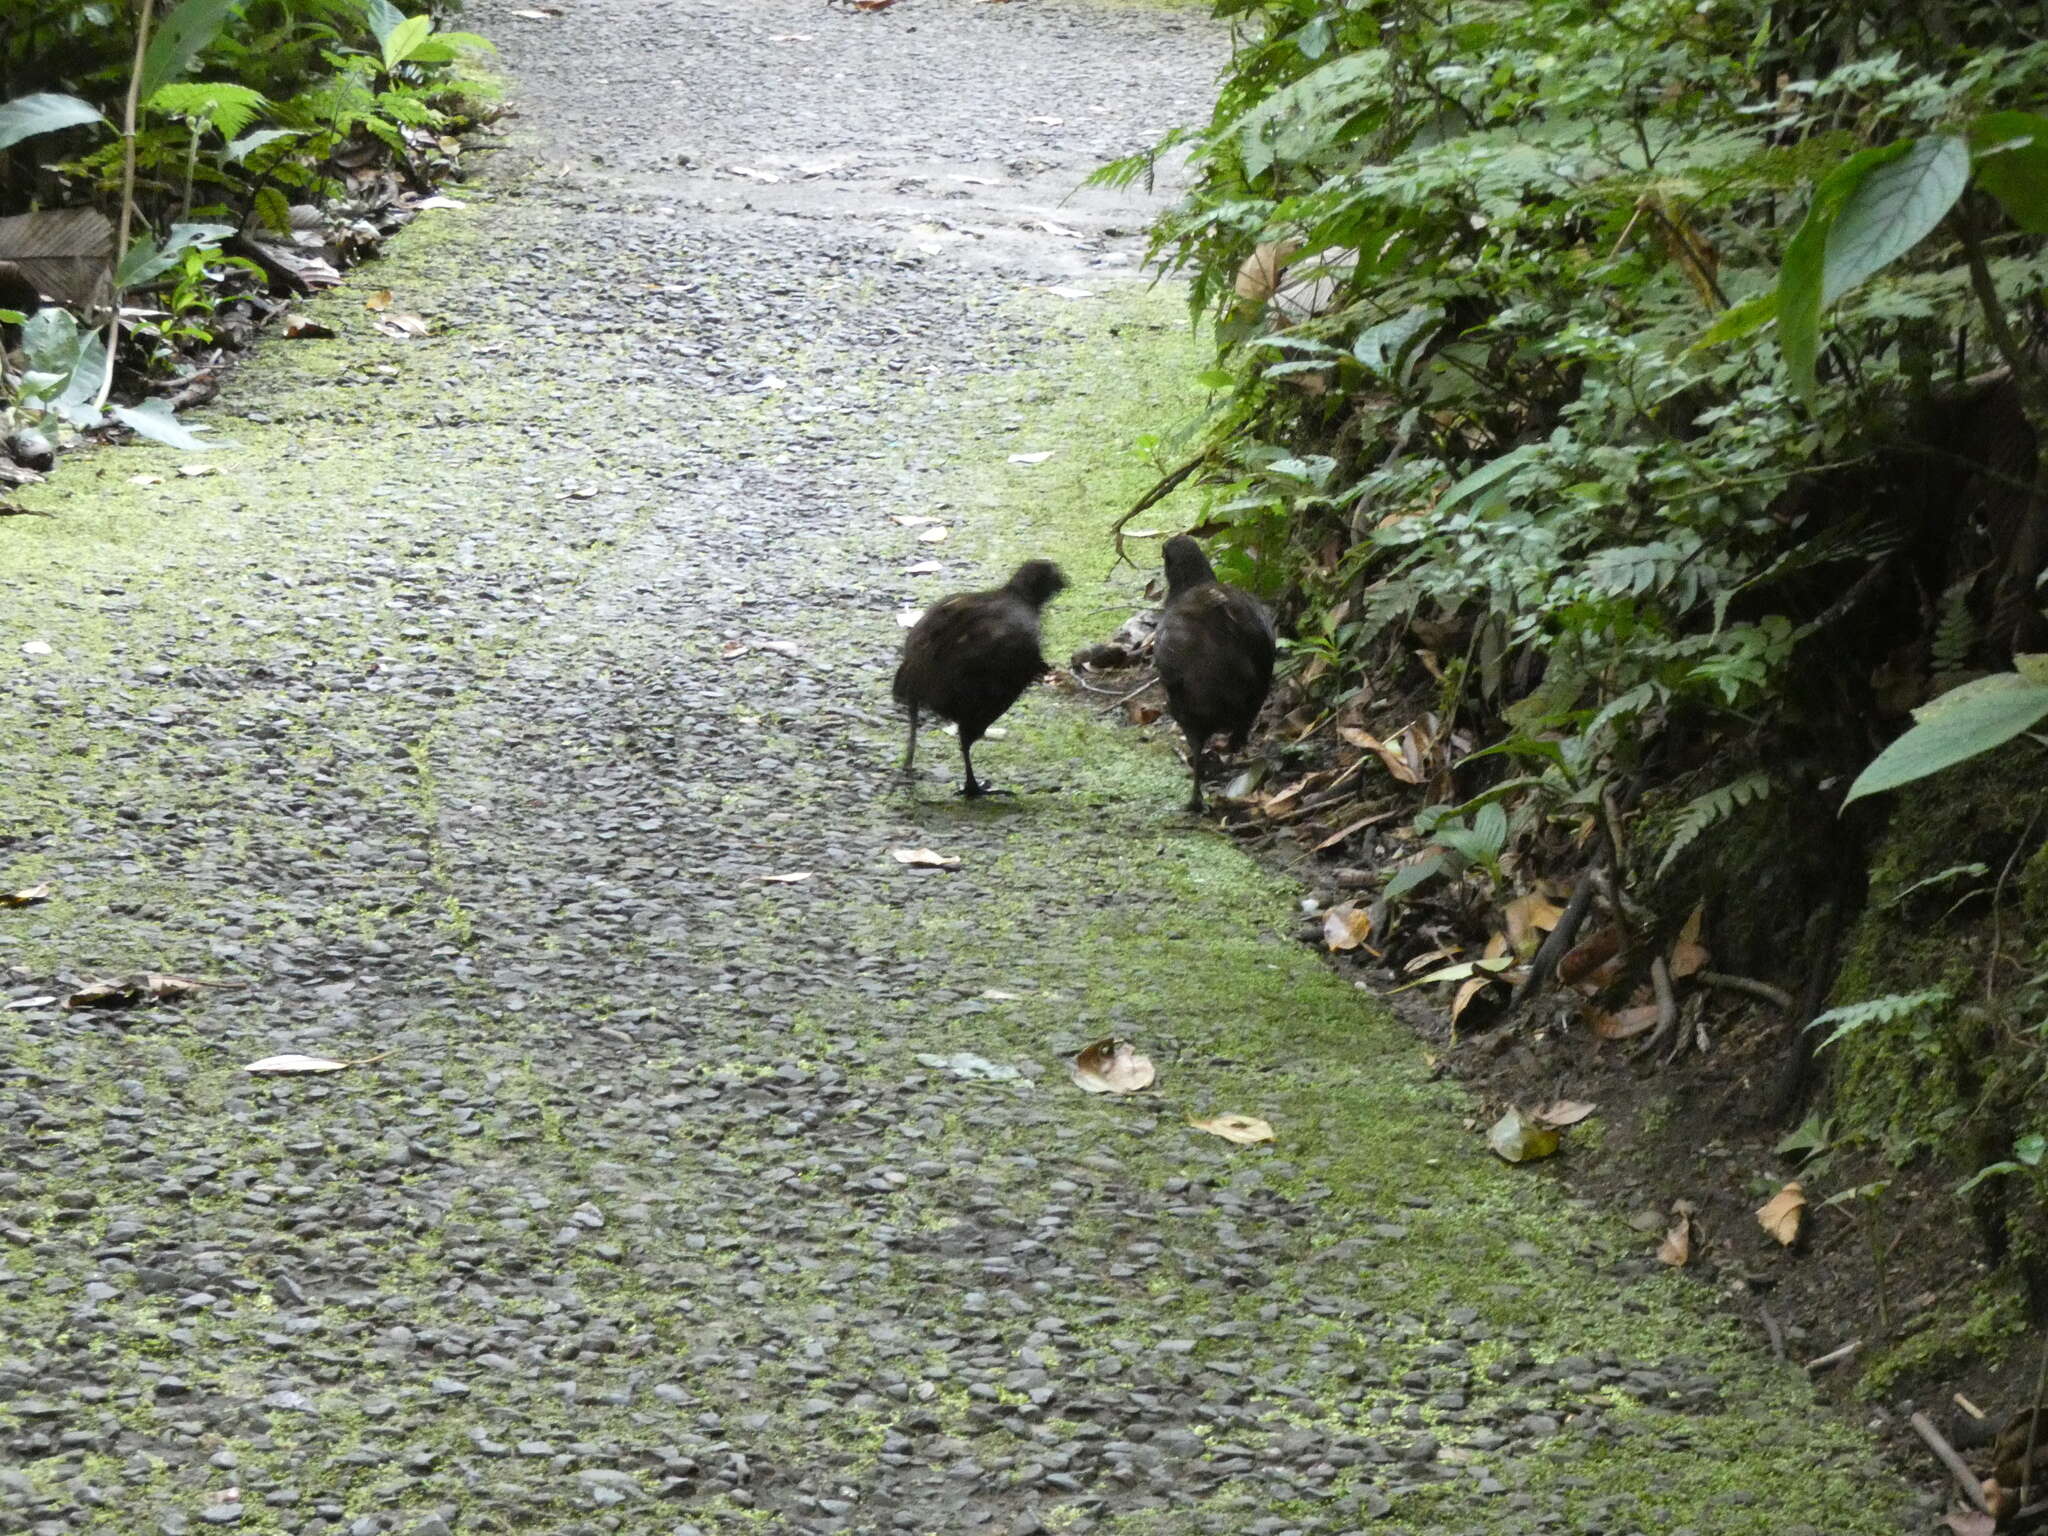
[1109,455,1205,567]
[95,0,157,413]
[1805,1338,1861,1373]
[1912,1410,1993,1515]
[1758,1305,1785,1361]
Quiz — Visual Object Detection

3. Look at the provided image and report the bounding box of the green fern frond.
[1654,770,1773,878]
[147,81,269,138]
[1807,987,1951,1051]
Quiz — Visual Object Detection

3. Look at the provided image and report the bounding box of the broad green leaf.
[381,13,433,69]
[1821,135,1968,306]
[363,0,407,46]
[1970,112,2048,234]
[223,126,298,163]
[1843,672,2048,804]
[1383,852,1447,902]
[1695,291,1774,349]
[0,92,107,152]
[140,0,245,101]
[1436,442,1541,516]
[1353,306,1436,374]
[1774,140,1911,396]
[109,398,217,451]
[118,220,237,287]
[2019,653,2048,687]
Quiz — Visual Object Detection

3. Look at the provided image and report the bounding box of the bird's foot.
[960,781,1016,799]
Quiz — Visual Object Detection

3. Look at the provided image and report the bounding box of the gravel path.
[1,3,1934,1533]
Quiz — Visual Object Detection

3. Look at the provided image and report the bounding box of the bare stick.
[1805,1338,1861,1373]
[1638,954,1680,1060]
[1511,871,1595,1013]
[1758,1305,1785,1361]
[94,0,157,412]
[1697,970,1795,1011]
[1912,1411,1992,1514]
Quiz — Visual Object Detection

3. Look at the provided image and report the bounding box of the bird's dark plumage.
[1153,535,1275,813]
[894,558,1067,796]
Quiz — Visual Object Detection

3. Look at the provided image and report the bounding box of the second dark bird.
[894,558,1067,797]
[1153,534,1276,814]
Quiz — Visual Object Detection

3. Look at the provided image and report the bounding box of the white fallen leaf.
[719,640,749,659]
[902,560,942,575]
[897,608,923,629]
[3,995,58,1010]
[177,463,218,478]
[20,640,53,657]
[757,374,788,391]
[1070,1038,1155,1094]
[758,640,802,657]
[891,514,938,526]
[981,989,1024,1000]
[1025,115,1066,126]
[917,525,949,544]
[759,871,814,884]
[411,195,467,210]
[891,848,962,869]
[1190,1113,1275,1146]
[1044,285,1095,300]
[244,1053,351,1075]
[128,473,164,486]
[727,165,783,183]
[1007,450,1056,466]
[917,1051,1022,1081]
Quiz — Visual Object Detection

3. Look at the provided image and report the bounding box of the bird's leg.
[959,735,985,798]
[1185,739,1207,815]
[902,706,920,778]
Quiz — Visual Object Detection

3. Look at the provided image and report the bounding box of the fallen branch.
[1696,970,1795,1012]
[1758,1305,1785,1361]
[1913,1410,1993,1515]
[1805,1338,1861,1373]
[1510,870,1596,1014]
[1109,455,1206,566]
[1637,954,1680,1060]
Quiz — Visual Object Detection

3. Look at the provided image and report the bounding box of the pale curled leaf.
[1190,1112,1274,1145]
[1486,1108,1560,1163]
[1531,1099,1597,1128]
[1756,1181,1807,1246]
[1658,1214,1695,1266]
[1,883,52,907]
[891,848,961,869]
[1321,902,1372,952]
[244,1053,351,1075]
[1070,1038,1155,1095]
[759,871,813,884]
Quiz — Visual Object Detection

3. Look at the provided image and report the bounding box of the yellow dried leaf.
[1,884,52,907]
[1658,1214,1695,1266]
[1191,1112,1274,1145]
[890,848,961,869]
[1322,902,1373,952]
[1756,1181,1806,1246]
[1503,891,1565,958]
[1670,902,1709,979]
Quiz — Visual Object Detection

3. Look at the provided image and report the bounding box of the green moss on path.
[0,4,1926,1532]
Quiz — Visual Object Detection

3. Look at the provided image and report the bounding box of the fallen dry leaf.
[177,463,217,478]
[917,525,949,544]
[410,195,466,211]
[1191,1112,1274,1146]
[1941,1513,1996,1536]
[1531,1099,1597,1128]
[1670,902,1709,979]
[1070,1037,1155,1094]
[902,559,942,575]
[373,312,430,339]
[890,514,938,526]
[128,472,164,486]
[759,871,814,884]
[64,973,218,1010]
[891,848,961,869]
[363,289,393,311]
[1338,725,1423,784]
[719,640,749,659]
[1502,891,1565,958]
[1559,924,1622,989]
[1007,451,1056,466]
[1486,1108,1560,1163]
[3,995,58,1010]
[243,1053,351,1075]
[21,639,52,656]
[1,884,52,907]
[1658,1212,1695,1266]
[896,608,923,629]
[280,313,333,339]
[1756,1181,1806,1246]
[1591,1003,1660,1040]
[1321,902,1373,952]
[1125,701,1161,725]
[1450,974,1494,1025]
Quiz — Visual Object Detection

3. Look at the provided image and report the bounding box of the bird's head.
[1161,534,1215,596]
[1006,559,1068,609]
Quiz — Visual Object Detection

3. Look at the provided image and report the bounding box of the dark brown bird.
[894,558,1067,797]
[1153,534,1276,814]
